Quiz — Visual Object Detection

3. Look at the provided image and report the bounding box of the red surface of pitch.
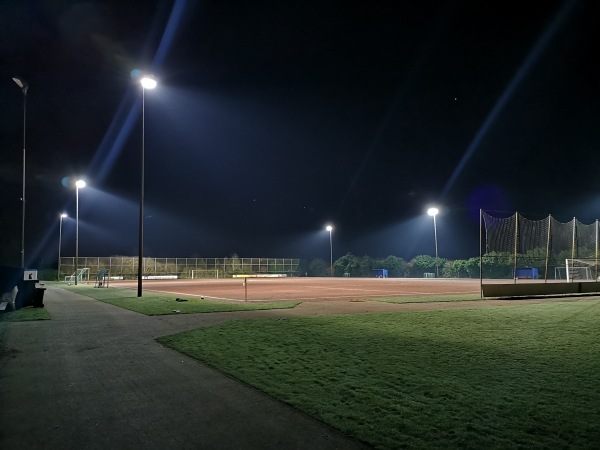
[110,277,481,302]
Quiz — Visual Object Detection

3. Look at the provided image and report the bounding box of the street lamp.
[427,207,439,278]
[326,225,333,277]
[138,74,157,297]
[58,213,67,281]
[12,76,28,268]
[75,180,86,285]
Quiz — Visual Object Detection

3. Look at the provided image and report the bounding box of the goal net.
[191,269,219,279]
[564,259,598,282]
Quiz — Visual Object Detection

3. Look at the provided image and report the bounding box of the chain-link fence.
[59,256,300,280]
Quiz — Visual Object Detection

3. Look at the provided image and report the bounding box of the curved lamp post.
[58,213,67,281]
[75,180,86,285]
[13,76,28,268]
[326,225,333,277]
[427,207,439,278]
[138,75,157,297]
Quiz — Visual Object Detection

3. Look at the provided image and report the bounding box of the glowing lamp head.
[427,207,439,217]
[75,180,86,189]
[60,213,68,218]
[326,225,333,232]
[140,76,157,89]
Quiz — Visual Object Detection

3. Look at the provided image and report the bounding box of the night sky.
[1,0,599,268]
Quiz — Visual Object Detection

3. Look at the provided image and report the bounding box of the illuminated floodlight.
[140,76,157,90]
[75,179,86,189]
[427,207,439,217]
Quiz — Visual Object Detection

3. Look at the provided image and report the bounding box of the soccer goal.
[64,267,90,285]
[191,269,219,279]
[563,259,598,282]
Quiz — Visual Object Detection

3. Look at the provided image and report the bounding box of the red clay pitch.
[110,277,481,302]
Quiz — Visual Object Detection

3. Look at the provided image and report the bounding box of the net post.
[594,219,598,281]
[571,217,576,283]
[544,215,552,283]
[513,212,519,284]
[479,208,483,298]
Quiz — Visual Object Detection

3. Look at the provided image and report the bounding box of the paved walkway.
[0,286,370,449]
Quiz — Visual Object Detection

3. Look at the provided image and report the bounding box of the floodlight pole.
[432,215,439,278]
[58,213,67,281]
[75,180,86,285]
[13,77,28,268]
[137,75,156,298]
[137,85,146,297]
[326,225,333,276]
[427,208,439,278]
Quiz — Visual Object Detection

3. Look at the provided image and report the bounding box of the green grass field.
[374,293,482,303]
[158,299,600,449]
[60,284,299,315]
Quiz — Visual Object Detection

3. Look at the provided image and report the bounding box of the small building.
[372,269,388,278]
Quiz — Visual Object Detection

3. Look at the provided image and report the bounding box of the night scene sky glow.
[1,0,599,268]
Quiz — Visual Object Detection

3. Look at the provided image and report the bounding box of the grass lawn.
[374,293,482,303]
[158,299,600,449]
[60,284,299,315]
[0,306,51,323]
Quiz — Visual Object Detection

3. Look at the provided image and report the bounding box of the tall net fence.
[482,211,599,281]
[59,256,300,280]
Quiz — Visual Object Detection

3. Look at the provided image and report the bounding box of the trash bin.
[33,287,46,308]
[16,280,37,309]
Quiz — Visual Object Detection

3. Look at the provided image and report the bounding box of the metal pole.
[513,212,519,284]
[544,215,552,283]
[433,214,439,278]
[329,229,333,276]
[570,217,576,282]
[479,209,483,298]
[58,215,63,281]
[75,187,79,285]
[21,89,26,268]
[12,77,28,268]
[594,219,598,281]
[137,87,146,297]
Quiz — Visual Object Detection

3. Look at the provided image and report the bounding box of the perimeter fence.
[59,256,300,280]
[481,211,599,281]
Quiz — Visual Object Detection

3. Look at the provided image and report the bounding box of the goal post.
[191,269,219,279]
[565,259,597,282]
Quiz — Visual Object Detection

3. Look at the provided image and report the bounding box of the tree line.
[300,253,479,278]
[302,249,579,278]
